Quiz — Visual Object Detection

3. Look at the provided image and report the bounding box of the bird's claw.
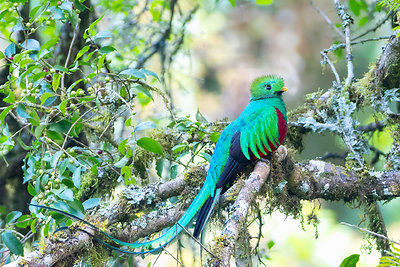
[258,158,270,164]
[274,145,288,162]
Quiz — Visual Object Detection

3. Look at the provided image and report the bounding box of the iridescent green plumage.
[34,75,288,254]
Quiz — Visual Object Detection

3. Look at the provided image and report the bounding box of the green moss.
[260,153,303,221]
[150,128,180,155]
[207,234,229,266]
[78,168,119,200]
[380,61,400,89]
[286,89,327,152]
[285,125,308,152]
[364,202,390,253]
[351,64,377,106]
[181,166,207,202]
[88,242,109,266]
[132,147,154,182]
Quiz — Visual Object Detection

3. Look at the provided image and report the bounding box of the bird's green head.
[250,75,288,101]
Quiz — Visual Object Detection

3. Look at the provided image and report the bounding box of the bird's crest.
[250,75,286,100]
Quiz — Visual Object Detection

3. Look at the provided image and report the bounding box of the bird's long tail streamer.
[30,183,211,254]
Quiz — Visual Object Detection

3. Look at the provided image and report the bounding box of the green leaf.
[29,5,42,19]
[82,198,100,210]
[114,155,129,168]
[137,137,164,155]
[255,0,273,5]
[375,2,382,12]
[97,54,106,70]
[27,182,36,196]
[196,108,208,123]
[141,68,159,80]
[358,16,369,26]
[30,218,38,233]
[72,166,82,189]
[66,78,83,93]
[57,188,74,201]
[94,30,112,40]
[3,90,15,104]
[41,38,59,50]
[135,121,156,131]
[170,165,178,178]
[88,13,105,36]
[75,45,89,62]
[51,150,64,168]
[122,165,134,185]
[16,104,32,119]
[228,0,235,6]
[172,144,187,154]
[4,43,16,58]
[349,0,360,16]
[34,125,46,139]
[120,69,146,79]
[47,130,63,141]
[16,214,31,228]
[210,132,221,143]
[40,92,53,105]
[6,211,22,224]
[156,159,163,176]
[43,220,50,237]
[2,230,23,255]
[0,105,14,127]
[340,254,360,267]
[99,45,116,54]
[54,65,69,73]
[118,138,128,155]
[21,39,41,51]
[52,74,61,91]
[200,152,212,162]
[125,117,132,127]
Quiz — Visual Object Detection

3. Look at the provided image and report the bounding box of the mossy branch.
[7,144,400,266]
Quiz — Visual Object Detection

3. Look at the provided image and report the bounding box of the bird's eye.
[265,84,271,90]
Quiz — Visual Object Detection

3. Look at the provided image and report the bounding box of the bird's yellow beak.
[282,87,289,92]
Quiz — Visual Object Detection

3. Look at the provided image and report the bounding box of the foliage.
[379,243,400,266]
[0,0,213,263]
[340,254,360,267]
[378,0,400,11]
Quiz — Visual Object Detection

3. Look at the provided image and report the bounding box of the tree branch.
[5,146,400,266]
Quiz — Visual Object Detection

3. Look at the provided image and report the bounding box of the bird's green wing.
[239,106,281,160]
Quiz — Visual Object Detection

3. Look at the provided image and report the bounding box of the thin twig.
[63,136,120,177]
[352,11,393,41]
[61,106,95,150]
[310,1,345,39]
[45,136,89,169]
[333,0,354,86]
[321,51,341,84]
[323,35,392,53]
[61,23,79,94]
[99,107,128,140]
[160,245,184,267]
[341,222,400,246]
[176,222,217,258]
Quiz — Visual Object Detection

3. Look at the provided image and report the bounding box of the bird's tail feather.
[29,183,211,254]
[193,188,221,238]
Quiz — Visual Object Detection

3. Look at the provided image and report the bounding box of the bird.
[33,74,288,254]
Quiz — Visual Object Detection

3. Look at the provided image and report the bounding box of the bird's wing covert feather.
[240,107,281,160]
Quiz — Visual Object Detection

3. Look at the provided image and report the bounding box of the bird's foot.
[258,158,270,164]
[274,145,288,162]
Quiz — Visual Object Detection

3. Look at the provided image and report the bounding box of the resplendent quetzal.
[34,75,288,254]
